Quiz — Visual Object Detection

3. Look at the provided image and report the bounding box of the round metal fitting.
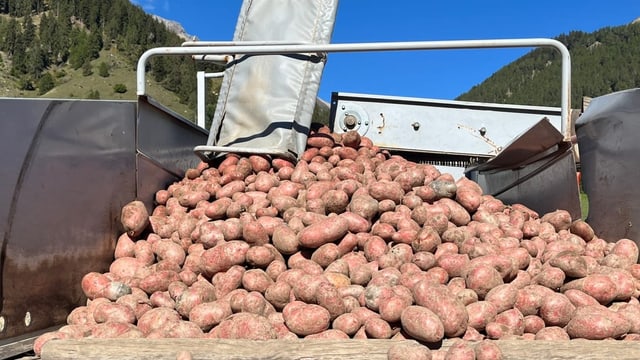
[335,102,369,136]
[344,114,358,129]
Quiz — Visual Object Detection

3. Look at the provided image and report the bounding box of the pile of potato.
[34,127,640,360]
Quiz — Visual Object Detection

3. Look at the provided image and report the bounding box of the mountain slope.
[0,0,222,122]
[457,20,640,108]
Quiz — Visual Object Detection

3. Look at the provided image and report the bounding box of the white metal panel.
[331,92,562,157]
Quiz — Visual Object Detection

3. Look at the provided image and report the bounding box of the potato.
[341,130,361,148]
[152,239,186,266]
[377,295,410,324]
[201,240,250,276]
[455,289,477,306]
[436,198,471,226]
[455,185,482,214]
[387,341,432,360]
[297,216,350,249]
[311,243,341,268]
[225,289,248,313]
[81,272,131,301]
[316,282,346,320]
[329,313,360,336]
[283,301,331,336]
[523,315,545,334]
[466,301,498,331]
[307,133,335,148]
[121,200,149,238]
[514,285,553,316]
[548,252,589,278]
[114,233,136,259]
[139,270,180,294]
[474,340,503,360]
[305,329,350,339]
[91,322,143,338]
[264,281,293,311]
[599,267,635,301]
[263,260,287,282]
[413,251,437,271]
[400,305,445,343]
[149,291,175,308]
[540,209,572,232]
[465,265,503,299]
[340,211,371,233]
[445,340,476,360]
[569,219,595,241]
[364,317,393,339]
[240,291,273,316]
[212,265,245,299]
[413,281,468,337]
[211,313,277,340]
[539,292,575,327]
[109,257,147,280]
[368,180,404,204]
[617,303,640,334]
[534,326,570,340]
[175,282,216,317]
[437,253,470,278]
[561,274,617,305]
[57,324,92,339]
[610,238,640,266]
[136,307,181,335]
[352,306,382,326]
[241,269,273,294]
[566,305,631,339]
[66,306,96,326]
[245,246,276,269]
[532,265,565,291]
[468,254,515,282]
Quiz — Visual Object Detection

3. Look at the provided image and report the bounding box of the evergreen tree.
[2,18,20,54]
[98,61,109,77]
[81,60,92,76]
[25,40,47,78]
[22,14,36,45]
[37,72,55,94]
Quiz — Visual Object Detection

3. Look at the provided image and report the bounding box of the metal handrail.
[136,38,571,136]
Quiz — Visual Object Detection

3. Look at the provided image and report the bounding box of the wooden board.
[40,338,640,360]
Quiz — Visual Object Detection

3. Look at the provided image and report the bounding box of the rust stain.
[456,123,501,154]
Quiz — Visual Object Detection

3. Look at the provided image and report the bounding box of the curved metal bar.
[137,38,571,134]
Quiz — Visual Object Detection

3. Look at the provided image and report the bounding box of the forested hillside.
[0,0,222,120]
[457,21,640,108]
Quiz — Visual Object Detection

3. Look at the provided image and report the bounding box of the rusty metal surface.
[575,88,640,242]
[0,98,137,340]
[0,97,207,350]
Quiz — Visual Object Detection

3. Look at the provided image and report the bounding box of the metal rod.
[138,38,571,134]
[181,40,309,47]
[191,54,232,63]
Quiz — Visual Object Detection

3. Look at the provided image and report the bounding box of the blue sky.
[131,1,640,103]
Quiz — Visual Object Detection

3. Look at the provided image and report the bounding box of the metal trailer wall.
[0,96,206,355]
[575,88,640,243]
